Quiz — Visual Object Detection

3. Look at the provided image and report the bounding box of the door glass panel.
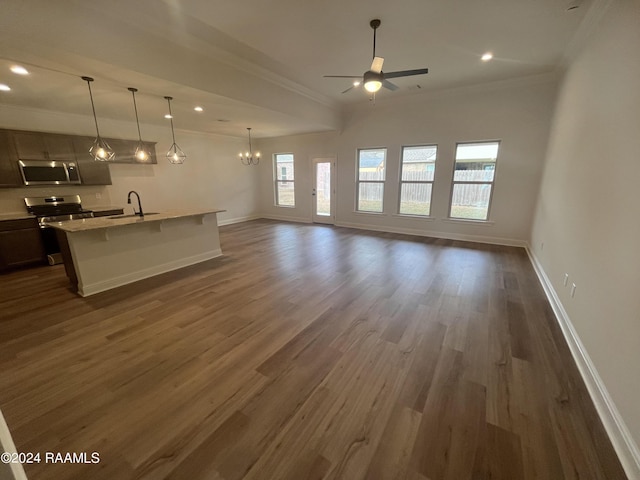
[315,162,331,216]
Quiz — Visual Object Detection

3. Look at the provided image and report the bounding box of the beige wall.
[530,0,640,475]
[257,76,557,245]
[0,105,258,224]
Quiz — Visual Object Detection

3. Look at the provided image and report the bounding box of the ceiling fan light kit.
[323,18,429,98]
[363,71,383,93]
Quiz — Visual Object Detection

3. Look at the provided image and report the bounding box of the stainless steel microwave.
[18,160,81,186]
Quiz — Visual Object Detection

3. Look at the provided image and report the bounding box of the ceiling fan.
[324,19,429,95]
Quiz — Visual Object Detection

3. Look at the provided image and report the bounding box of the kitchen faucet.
[127,191,144,217]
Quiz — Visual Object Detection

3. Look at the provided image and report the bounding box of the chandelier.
[239,127,260,166]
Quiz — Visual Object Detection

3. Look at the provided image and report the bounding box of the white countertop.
[44,209,226,233]
[0,206,124,222]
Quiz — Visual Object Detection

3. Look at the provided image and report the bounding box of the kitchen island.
[46,209,225,297]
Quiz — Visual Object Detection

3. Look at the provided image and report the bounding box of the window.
[357,148,386,212]
[274,153,295,207]
[399,145,437,216]
[449,141,500,220]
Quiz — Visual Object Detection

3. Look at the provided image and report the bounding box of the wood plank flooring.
[0,219,627,480]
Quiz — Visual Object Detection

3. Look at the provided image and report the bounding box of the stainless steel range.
[24,195,94,265]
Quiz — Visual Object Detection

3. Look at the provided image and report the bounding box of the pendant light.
[239,127,260,166]
[164,96,186,164]
[81,76,115,162]
[127,88,152,162]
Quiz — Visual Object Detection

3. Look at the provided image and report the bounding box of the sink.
[107,212,160,219]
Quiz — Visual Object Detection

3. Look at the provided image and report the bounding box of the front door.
[312,157,335,224]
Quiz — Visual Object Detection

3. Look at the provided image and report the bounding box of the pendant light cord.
[248,128,252,155]
[130,89,143,142]
[166,97,177,144]
[85,79,101,137]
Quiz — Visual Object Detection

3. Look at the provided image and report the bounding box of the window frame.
[397,144,438,217]
[356,147,387,213]
[273,152,295,208]
[448,140,500,221]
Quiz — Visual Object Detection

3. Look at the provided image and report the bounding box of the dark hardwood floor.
[0,219,627,480]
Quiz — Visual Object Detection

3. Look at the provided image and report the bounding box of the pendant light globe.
[128,87,152,163]
[82,76,115,162]
[164,96,186,164]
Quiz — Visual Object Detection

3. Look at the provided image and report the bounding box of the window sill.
[392,214,435,221]
[275,205,296,209]
[441,218,495,226]
[354,211,386,216]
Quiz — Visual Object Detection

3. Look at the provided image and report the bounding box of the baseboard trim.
[78,249,223,297]
[334,220,526,247]
[526,246,640,479]
[260,214,312,224]
[218,214,261,226]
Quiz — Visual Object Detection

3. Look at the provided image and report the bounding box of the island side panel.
[65,213,222,296]
[55,229,79,292]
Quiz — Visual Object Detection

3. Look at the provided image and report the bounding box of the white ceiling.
[0,0,592,138]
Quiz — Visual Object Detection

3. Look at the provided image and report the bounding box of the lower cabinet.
[93,209,124,218]
[0,218,46,271]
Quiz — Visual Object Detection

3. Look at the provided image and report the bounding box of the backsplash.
[0,186,112,213]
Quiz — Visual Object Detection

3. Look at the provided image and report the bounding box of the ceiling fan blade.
[383,80,398,91]
[370,56,384,74]
[341,86,355,94]
[323,75,362,78]
[384,68,429,79]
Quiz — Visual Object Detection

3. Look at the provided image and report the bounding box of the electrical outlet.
[95,192,102,200]
[563,273,569,286]
[571,283,576,298]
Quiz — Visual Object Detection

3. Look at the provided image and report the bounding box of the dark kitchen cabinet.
[0,130,22,187]
[107,137,157,164]
[73,136,112,185]
[92,208,124,217]
[13,131,76,160]
[0,128,155,188]
[0,218,46,271]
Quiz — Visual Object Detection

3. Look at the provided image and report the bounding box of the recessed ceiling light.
[481,52,493,62]
[10,65,29,75]
[194,106,203,112]
[164,114,173,119]
[0,84,11,91]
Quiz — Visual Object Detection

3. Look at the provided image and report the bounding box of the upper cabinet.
[9,129,156,165]
[73,136,112,185]
[106,138,157,164]
[0,128,158,188]
[13,131,76,160]
[0,130,22,187]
